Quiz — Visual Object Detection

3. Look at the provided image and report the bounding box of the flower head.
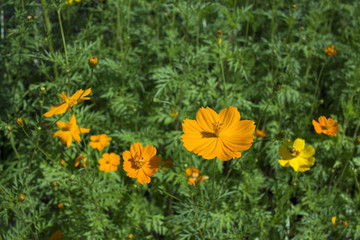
[123,142,162,184]
[18,193,25,201]
[312,116,339,136]
[278,138,315,172]
[255,129,267,138]
[332,216,336,225]
[74,154,87,167]
[44,88,91,117]
[324,44,338,56]
[184,168,208,186]
[49,230,64,240]
[88,56,98,69]
[171,108,178,117]
[98,153,120,172]
[58,203,64,209]
[181,106,255,161]
[89,134,112,151]
[52,114,90,148]
[16,118,24,127]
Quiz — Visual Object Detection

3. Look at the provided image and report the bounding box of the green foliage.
[1,0,360,239]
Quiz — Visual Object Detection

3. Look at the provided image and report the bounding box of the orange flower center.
[133,155,145,168]
[61,126,70,131]
[321,123,332,130]
[212,121,223,136]
[105,160,110,164]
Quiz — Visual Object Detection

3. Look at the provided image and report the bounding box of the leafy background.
[0,0,359,239]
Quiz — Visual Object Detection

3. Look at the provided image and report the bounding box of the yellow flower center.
[212,121,223,136]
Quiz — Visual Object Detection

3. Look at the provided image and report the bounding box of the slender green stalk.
[309,63,326,118]
[21,127,52,161]
[219,44,226,96]
[156,186,181,201]
[57,9,71,93]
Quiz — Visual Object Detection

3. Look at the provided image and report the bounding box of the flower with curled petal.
[89,134,112,151]
[181,106,256,161]
[123,142,162,184]
[44,88,91,117]
[278,138,315,172]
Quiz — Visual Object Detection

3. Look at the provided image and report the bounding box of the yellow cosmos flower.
[181,106,256,161]
[44,88,91,117]
[278,138,315,172]
[332,216,336,225]
[324,44,338,56]
[52,114,90,148]
[98,153,120,172]
[123,142,162,184]
[89,134,112,151]
[184,168,208,186]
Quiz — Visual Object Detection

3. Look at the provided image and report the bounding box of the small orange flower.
[58,203,64,209]
[49,230,64,240]
[88,56,98,69]
[44,88,91,117]
[181,106,255,161]
[98,153,120,172]
[312,116,339,136]
[324,44,338,56]
[217,30,223,36]
[52,114,90,148]
[74,154,87,167]
[89,134,112,151]
[332,216,336,225]
[341,220,348,226]
[123,142,162,184]
[184,168,208,186]
[128,233,134,239]
[255,129,267,138]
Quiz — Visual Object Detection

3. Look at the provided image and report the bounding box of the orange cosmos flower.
[98,153,120,172]
[255,129,267,138]
[52,114,90,148]
[324,44,338,56]
[181,106,255,161]
[312,116,339,136]
[49,230,64,240]
[44,88,91,117]
[123,142,162,184]
[89,134,112,151]
[184,168,208,186]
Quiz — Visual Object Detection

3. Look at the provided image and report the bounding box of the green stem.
[156,186,181,201]
[310,63,326,117]
[57,9,70,93]
[219,45,226,95]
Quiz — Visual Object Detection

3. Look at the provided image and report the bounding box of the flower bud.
[18,193,26,201]
[88,56,98,69]
[16,118,24,127]
[217,30,223,36]
[27,15,32,22]
[8,126,13,132]
[59,159,66,166]
[355,137,360,145]
[58,202,64,209]
[40,87,46,93]
[128,233,134,239]
[291,4,296,9]
[52,181,57,187]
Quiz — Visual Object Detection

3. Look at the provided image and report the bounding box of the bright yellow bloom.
[89,134,112,151]
[181,106,255,161]
[184,168,208,186]
[278,138,315,172]
[66,0,81,4]
[44,88,91,117]
[312,116,339,136]
[123,142,162,184]
[332,216,336,225]
[255,129,267,138]
[52,114,90,148]
[324,44,338,56]
[98,153,120,172]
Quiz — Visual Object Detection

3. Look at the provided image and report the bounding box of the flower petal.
[44,103,69,117]
[130,142,143,157]
[196,107,219,132]
[293,138,305,151]
[219,106,240,131]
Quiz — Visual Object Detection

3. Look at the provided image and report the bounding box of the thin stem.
[310,62,326,117]
[219,44,226,95]
[57,9,70,93]
[155,186,180,201]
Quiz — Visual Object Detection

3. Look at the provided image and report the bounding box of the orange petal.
[130,142,143,157]
[142,145,156,160]
[219,106,240,131]
[196,107,219,132]
[44,103,69,117]
[136,169,151,184]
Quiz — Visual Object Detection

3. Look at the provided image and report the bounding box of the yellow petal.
[44,103,69,117]
[301,145,315,158]
[293,138,305,151]
[219,106,240,131]
[279,145,294,160]
[278,159,290,167]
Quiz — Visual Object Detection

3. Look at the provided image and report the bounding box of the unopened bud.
[8,126,13,132]
[27,15,32,22]
[59,159,66,166]
[16,118,24,127]
[40,87,46,93]
[88,56,98,69]
[18,193,26,201]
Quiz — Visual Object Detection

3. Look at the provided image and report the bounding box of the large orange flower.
[52,114,90,148]
[44,88,91,117]
[181,106,255,161]
[123,142,162,184]
[89,134,112,151]
[312,116,339,136]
